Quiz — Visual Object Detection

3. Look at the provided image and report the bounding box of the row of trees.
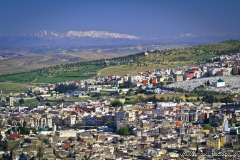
[202,95,234,104]
[54,84,77,93]
[138,95,183,103]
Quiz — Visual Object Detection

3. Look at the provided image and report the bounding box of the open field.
[98,62,195,76]
[0,52,124,75]
[0,82,30,93]
[0,44,190,75]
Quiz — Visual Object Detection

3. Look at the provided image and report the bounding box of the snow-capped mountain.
[27,30,140,39]
[65,30,139,39]
[0,30,147,46]
[0,30,239,47]
[31,30,63,38]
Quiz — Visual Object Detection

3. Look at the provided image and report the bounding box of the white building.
[223,119,229,132]
[212,79,225,87]
[156,102,177,109]
[55,130,76,137]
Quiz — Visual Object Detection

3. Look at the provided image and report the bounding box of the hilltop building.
[212,79,225,87]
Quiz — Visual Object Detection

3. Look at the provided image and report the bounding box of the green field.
[0,66,102,84]
[98,61,194,76]
[0,82,30,93]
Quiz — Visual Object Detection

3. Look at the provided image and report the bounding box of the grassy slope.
[98,61,194,76]
[99,40,240,76]
[0,82,30,93]
[0,66,101,84]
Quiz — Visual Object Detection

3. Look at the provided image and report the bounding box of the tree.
[105,121,116,129]
[117,126,130,135]
[203,124,212,130]
[18,127,30,135]
[152,95,158,103]
[149,79,152,84]
[23,121,27,127]
[138,95,146,102]
[159,96,166,102]
[111,101,123,107]
[202,95,215,103]
[126,91,132,96]
[206,80,210,86]
[32,128,38,134]
[19,99,25,105]
[5,97,9,102]
[196,144,199,153]
[45,102,51,106]
[197,97,200,101]
[37,147,43,160]
[220,96,234,104]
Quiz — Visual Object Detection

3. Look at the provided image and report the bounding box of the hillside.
[99,40,240,76]
[0,44,187,75]
[0,40,240,84]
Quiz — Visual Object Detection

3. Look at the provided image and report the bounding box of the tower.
[9,94,14,107]
[223,120,229,132]
[53,123,56,132]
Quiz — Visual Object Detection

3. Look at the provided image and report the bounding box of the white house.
[212,79,225,87]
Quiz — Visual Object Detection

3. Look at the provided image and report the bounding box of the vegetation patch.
[0,82,30,93]
[0,66,102,84]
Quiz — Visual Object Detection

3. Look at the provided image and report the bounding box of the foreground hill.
[0,40,240,83]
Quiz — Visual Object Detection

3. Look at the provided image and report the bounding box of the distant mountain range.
[28,30,140,39]
[0,30,239,47]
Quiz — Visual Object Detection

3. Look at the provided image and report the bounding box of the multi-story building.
[64,115,76,127]
[9,95,14,106]
[96,115,103,125]
[174,74,183,82]
[82,113,96,125]
[206,136,225,149]
[114,111,127,122]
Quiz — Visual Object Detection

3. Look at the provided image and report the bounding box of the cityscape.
[1,1,240,160]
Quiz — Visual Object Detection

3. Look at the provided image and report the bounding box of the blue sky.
[0,0,240,37]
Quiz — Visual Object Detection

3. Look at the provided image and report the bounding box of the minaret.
[53,123,56,132]
[9,93,14,106]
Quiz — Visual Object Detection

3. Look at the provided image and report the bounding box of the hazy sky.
[1,0,240,37]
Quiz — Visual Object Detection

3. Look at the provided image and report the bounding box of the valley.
[0,44,189,75]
